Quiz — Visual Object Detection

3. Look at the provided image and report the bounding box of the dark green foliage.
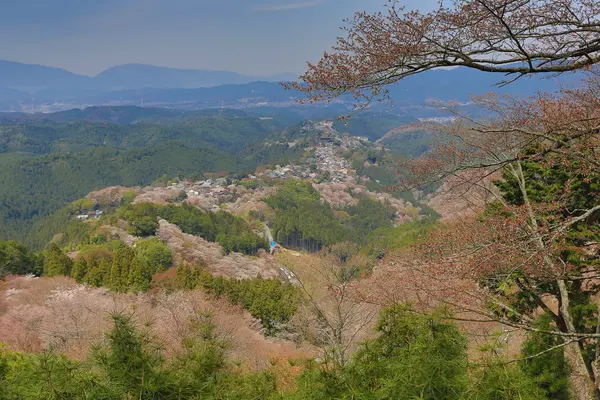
[0,109,300,247]
[265,183,397,251]
[92,312,169,398]
[70,257,88,282]
[22,198,107,251]
[495,151,600,213]
[67,239,172,293]
[348,305,469,400]
[379,127,432,157]
[346,147,400,187]
[469,357,546,400]
[0,143,234,247]
[345,196,394,242]
[217,232,268,255]
[0,241,41,277]
[520,315,571,399]
[164,315,227,398]
[43,243,73,277]
[175,263,204,291]
[265,182,346,251]
[0,311,280,399]
[288,305,543,400]
[332,112,419,142]
[0,303,546,400]
[0,350,98,400]
[82,258,111,288]
[490,154,600,387]
[176,265,301,335]
[134,238,173,273]
[121,203,267,255]
[108,243,135,292]
[0,111,281,155]
[127,216,159,237]
[241,140,308,169]
[363,220,435,259]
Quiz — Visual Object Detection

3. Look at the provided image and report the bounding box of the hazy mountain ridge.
[0,60,585,113]
[0,60,294,93]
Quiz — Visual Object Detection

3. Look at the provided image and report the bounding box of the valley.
[0,108,446,396]
[1,0,599,398]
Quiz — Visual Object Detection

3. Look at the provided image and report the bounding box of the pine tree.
[70,257,88,282]
[109,244,133,292]
[42,243,73,277]
[128,258,153,293]
[520,315,571,399]
[83,258,110,287]
[93,312,169,398]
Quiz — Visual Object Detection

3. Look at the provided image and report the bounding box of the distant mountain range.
[0,60,296,92]
[0,59,586,113]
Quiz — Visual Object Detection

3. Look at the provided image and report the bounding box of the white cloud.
[254,1,324,12]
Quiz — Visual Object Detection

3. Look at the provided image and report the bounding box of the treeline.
[264,182,395,252]
[176,264,301,335]
[55,238,172,293]
[0,237,172,292]
[0,305,560,399]
[0,110,283,155]
[120,203,267,255]
[2,237,296,337]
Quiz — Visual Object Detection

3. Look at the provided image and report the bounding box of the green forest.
[265,182,396,252]
[0,110,306,245]
[0,109,406,246]
[120,203,268,255]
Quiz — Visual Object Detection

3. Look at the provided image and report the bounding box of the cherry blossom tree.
[289,0,600,107]
[290,1,600,398]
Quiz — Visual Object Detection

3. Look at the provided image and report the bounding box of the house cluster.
[260,164,314,180]
[315,145,351,183]
[76,210,104,220]
[176,178,234,202]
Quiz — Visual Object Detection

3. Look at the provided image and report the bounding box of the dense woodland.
[264,182,397,252]
[0,109,294,245]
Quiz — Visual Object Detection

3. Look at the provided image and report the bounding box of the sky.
[0,0,437,77]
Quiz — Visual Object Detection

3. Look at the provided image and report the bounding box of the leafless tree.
[288,243,377,370]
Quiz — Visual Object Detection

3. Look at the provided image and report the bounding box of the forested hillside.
[0,110,287,245]
[0,144,237,245]
[0,107,423,247]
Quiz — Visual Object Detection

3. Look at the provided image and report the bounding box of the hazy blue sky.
[0,0,437,76]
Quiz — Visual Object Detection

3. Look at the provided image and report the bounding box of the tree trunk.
[514,162,597,399]
[557,279,597,400]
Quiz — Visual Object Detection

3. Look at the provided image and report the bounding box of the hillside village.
[59,121,427,291]
[86,121,421,224]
